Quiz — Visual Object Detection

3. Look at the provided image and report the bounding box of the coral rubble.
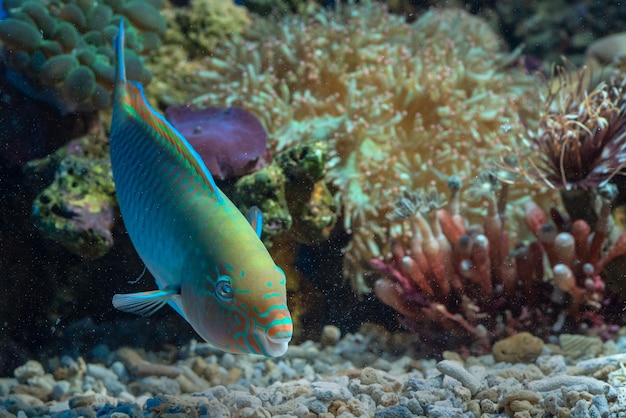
[276,140,337,246]
[0,0,165,113]
[233,162,292,245]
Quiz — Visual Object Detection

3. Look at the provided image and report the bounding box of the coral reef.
[0,0,165,113]
[379,1,626,72]
[146,2,541,293]
[231,140,337,247]
[165,105,270,180]
[371,175,624,353]
[233,162,293,245]
[509,66,626,305]
[469,1,626,70]
[275,140,337,246]
[162,0,251,59]
[237,0,325,16]
[24,130,116,260]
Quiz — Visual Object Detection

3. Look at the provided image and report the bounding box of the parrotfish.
[109,20,292,357]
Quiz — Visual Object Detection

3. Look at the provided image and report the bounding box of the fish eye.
[215,276,234,302]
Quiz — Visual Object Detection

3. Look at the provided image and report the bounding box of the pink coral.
[372,176,621,353]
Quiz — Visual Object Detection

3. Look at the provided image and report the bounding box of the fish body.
[109,21,292,357]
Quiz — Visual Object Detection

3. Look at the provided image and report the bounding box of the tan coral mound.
[149,2,541,293]
[162,0,251,59]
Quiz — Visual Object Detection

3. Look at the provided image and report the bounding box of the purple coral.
[165,105,270,180]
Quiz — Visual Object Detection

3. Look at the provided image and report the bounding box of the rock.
[14,361,45,384]
[129,376,181,396]
[374,404,414,418]
[51,380,71,400]
[311,381,353,402]
[86,363,119,382]
[436,360,481,395]
[559,334,603,361]
[306,398,328,414]
[492,332,544,363]
[4,394,49,417]
[321,325,342,347]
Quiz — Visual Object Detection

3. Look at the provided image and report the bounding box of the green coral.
[25,133,116,260]
[233,163,292,246]
[231,140,338,247]
[276,140,337,245]
[0,0,165,113]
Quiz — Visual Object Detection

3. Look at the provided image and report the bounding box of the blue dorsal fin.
[112,19,224,204]
[247,206,263,238]
[114,20,126,85]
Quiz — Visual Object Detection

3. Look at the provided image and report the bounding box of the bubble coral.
[152,2,540,293]
[0,0,165,113]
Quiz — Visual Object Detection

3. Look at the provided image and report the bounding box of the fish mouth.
[255,330,291,357]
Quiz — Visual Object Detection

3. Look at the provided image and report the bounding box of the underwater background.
[3,0,626,416]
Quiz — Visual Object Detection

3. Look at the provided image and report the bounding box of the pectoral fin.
[112,286,180,317]
[247,206,263,238]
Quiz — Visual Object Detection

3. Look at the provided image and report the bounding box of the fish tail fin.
[112,287,179,316]
[114,19,126,86]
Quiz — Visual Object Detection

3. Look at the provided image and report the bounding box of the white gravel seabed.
[3,324,626,417]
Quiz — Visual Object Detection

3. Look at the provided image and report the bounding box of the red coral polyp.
[371,179,621,353]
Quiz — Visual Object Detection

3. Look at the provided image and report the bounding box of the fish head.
[183,259,293,357]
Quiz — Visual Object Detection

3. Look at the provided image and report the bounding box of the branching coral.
[0,0,165,113]
[372,175,624,353]
[147,1,541,293]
